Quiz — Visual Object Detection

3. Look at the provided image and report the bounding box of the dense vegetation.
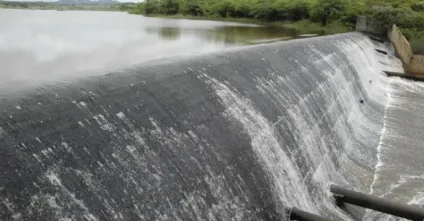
[128,0,424,49]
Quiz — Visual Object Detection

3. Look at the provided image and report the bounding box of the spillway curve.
[0,32,402,220]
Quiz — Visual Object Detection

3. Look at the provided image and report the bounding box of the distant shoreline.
[0,4,351,36]
[0,1,132,12]
[132,14,351,36]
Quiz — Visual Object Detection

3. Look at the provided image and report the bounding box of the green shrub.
[126,0,424,41]
[182,0,204,16]
[249,2,281,21]
[368,5,424,29]
[144,0,161,14]
[310,0,348,25]
[160,0,180,15]
[411,41,424,55]
[213,1,237,17]
[411,1,424,12]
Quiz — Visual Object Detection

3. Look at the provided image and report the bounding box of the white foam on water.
[116,112,125,119]
[409,192,424,207]
[203,74,317,212]
[370,77,424,198]
[41,149,50,157]
[32,154,42,163]
[198,34,391,219]
[11,213,21,220]
[41,170,99,221]
[60,142,72,153]
[370,102,390,195]
[46,170,63,186]
[93,114,115,132]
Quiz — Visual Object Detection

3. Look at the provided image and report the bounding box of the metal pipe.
[289,207,331,221]
[330,185,424,221]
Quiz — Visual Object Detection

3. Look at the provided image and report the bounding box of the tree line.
[129,0,424,39]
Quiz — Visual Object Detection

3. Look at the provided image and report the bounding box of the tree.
[213,1,237,18]
[144,0,161,14]
[411,1,424,11]
[181,0,203,16]
[160,0,180,14]
[310,0,348,25]
[249,1,281,21]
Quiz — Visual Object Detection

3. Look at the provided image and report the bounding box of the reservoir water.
[0,9,298,86]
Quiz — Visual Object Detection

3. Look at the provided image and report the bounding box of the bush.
[278,0,312,21]
[210,1,236,17]
[160,0,180,15]
[234,3,251,17]
[184,0,204,16]
[411,1,424,12]
[411,39,424,55]
[126,0,424,41]
[368,6,424,29]
[310,0,348,25]
[249,2,281,21]
[144,0,161,14]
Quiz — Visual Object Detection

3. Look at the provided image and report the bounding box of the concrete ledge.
[384,71,424,81]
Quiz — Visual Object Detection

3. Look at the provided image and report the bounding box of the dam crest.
[0,32,413,220]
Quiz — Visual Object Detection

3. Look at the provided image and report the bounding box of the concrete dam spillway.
[0,32,422,220]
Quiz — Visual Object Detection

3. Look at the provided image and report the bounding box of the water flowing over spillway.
[0,32,416,220]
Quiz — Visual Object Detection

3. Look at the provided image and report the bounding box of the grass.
[279,20,325,33]
[279,20,352,34]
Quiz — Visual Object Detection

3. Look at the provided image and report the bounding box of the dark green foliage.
[310,0,348,25]
[368,5,424,29]
[128,0,424,44]
[213,1,237,17]
[131,0,357,23]
[410,37,424,54]
[160,0,180,14]
[144,0,161,14]
[411,1,424,12]
[182,0,203,16]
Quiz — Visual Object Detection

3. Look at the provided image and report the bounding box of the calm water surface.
[0,9,300,86]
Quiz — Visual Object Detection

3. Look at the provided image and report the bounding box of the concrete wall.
[387,24,413,64]
[387,24,424,75]
[356,16,386,35]
[356,16,367,32]
[406,55,424,75]
[356,18,424,75]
